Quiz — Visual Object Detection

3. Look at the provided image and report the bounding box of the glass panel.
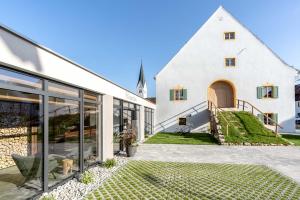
[48,97,80,187]
[0,67,42,90]
[134,107,140,141]
[0,89,43,199]
[113,100,122,153]
[84,91,98,101]
[48,81,79,97]
[84,102,100,168]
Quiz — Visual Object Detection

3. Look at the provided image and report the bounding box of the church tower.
[136,62,147,98]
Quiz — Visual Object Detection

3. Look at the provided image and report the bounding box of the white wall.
[156,6,297,133]
[102,95,114,160]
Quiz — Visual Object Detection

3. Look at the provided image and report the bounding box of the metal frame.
[0,65,103,197]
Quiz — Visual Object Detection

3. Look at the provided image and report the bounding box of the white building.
[0,24,155,198]
[155,6,298,133]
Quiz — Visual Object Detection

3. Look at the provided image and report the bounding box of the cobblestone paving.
[86,160,300,200]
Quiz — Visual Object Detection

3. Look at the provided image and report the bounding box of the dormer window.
[224,32,235,40]
[225,58,236,67]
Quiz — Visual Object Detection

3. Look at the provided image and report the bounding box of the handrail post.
[251,106,254,114]
[242,101,245,111]
[226,124,228,136]
[275,124,278,136]
[237,99,239,109]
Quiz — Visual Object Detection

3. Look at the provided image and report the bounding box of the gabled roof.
[155,6,298,78]
[137,62,146,86]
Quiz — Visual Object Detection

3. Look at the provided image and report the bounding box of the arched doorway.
[208,80,235,108]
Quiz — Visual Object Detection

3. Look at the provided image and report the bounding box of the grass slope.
[218,111,289,145]
[86,161,300,200]
[282,134,300,146]
[144,132,217,145]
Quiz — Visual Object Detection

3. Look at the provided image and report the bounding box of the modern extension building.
[155,6,298,133]
[0,25,155,199]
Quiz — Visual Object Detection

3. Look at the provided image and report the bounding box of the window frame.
[224,32,235,40]
[0,65,104,197]
[173,88,186,101]
[225,58,236,67]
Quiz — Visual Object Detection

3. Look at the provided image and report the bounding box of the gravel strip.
[39,157,128,200]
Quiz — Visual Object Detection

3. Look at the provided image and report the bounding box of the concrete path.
[132,144,300,184]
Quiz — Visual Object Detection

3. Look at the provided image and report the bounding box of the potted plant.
[123,127,138,157]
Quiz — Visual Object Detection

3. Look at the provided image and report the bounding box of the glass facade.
[145,107,154,136]
[48,97,80,186]
[0,89,43,199]
[83,92,101,168]
[0,66,102,199]
[113,99,141,154]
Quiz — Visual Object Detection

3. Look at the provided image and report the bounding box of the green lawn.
[218,111,289,145]
[144,132,217,145]
[86,161,300,200]
[282,134,300,146]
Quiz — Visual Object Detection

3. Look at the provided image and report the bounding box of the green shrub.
[80,171,94,184]
[103,158,117,168]
[40,194,55,200]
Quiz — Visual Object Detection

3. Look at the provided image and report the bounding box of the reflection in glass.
[113,99,122,153]
[145,107,154,136]
[84,102,99,168]
[48,97,80,187]
[84,91,98,101]
[0,67,42,90]
[0,89,43,199]
[48,81,79,97]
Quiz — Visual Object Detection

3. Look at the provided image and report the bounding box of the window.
[258,113,278,126]
[224,32,235,40]
[0,67,42,90]
[257,86,278,99]
[48,81,79,97]
[225,58,236,67]
[48,97,80,187]
[83,91,101,168]
[263,86,273,98]
[145,107,154,136]
[169,89,187,101]
[0,88,43,198]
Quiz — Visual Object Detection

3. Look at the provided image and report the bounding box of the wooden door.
[208,81,234,108]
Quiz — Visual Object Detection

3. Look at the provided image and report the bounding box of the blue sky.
[0,0,299,96]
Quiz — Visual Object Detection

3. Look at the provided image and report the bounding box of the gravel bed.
[39,157,128,200]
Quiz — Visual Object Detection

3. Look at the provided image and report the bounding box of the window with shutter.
[272,86,279,98]
[262,113,278,126]
[169,89,174,101]
[257,86,278,99]
[171,88,187,101]
[257,87,262,99]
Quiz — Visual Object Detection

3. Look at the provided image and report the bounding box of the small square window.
[225,58,236,67]
[264,113,277,125]
[224,32,235,40]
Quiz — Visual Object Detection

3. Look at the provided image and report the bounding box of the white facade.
[155,6,297,133]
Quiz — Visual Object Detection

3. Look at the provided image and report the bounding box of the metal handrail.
[154,101,207,131]
[236,99,282,134]
[208,100,236,136]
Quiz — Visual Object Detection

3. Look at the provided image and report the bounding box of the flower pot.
[126,145,138,157]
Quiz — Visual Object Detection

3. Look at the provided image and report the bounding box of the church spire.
[137,61,145,87]
[136,60,147,98]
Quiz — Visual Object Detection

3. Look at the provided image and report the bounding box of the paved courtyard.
[132,144,300,183]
